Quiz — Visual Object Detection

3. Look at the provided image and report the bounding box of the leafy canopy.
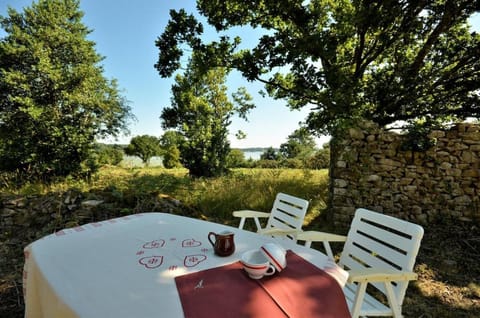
[125,135,162,166]
[155,1,480,136]
[279,127,317,159]
[159,130,185,168]
[260,147,280,161]
[159,55,254,177]
[0,0,132,179]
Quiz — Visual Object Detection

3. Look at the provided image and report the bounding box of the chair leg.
[238,217,246,229]
[350,282,367,318]
[384,282,403,318]
[322,241,335,260]
[253,217,262,231]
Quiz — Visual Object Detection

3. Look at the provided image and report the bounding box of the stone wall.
[330,121,480,228]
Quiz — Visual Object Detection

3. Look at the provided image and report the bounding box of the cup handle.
[207,232,216,247]
[264,264,276,276]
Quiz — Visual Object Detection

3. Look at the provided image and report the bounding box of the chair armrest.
[295,231,347,259]
[232,210,270,218]
[258,228,300,236]
[347,268,418,283]
[232,210,270,230]
[295,231,347,243]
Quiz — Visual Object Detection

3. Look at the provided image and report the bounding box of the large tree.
[279,127,317,159]
[155,1,480,137]
[160,56,253,177]
[124,135,162,166]
[0,0,132,180]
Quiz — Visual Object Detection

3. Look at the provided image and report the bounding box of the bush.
[253,159,281,169]
[163,146,182,168]
[280,158,304,169]
[306,148,330,169]
[226,149,247,168]
[95,144,124,166]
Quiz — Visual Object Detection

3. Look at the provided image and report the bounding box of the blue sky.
[1,1,479,148]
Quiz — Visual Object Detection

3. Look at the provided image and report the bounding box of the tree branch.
[409,0,456,75]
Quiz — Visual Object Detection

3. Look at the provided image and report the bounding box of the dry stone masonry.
[330,121,480,228]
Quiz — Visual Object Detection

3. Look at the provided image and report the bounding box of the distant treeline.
[102,144,277,153]
[232,147,279,152]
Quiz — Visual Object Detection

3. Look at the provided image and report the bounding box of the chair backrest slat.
[339,208,424,305]
[265,193,309,235]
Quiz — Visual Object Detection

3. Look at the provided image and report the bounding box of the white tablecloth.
[23,212,332,318]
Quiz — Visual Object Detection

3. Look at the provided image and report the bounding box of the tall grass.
[3,166,479,318]
[177,168,329,227]
[7,166,330,229]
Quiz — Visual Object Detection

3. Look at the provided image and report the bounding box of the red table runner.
[175,251,351,318]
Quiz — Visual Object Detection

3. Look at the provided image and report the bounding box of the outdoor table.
[23,212,350,317]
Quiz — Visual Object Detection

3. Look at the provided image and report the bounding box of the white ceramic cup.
[260,243,287,272]
[240,249,276,279]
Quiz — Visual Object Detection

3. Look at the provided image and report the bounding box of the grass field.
[1,166,479,317]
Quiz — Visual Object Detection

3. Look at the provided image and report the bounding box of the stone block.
[415,213,428,224]
[378,165,397,172]
[336,160,347,168]
[366,135,376,142]
[379,133,397,142]
[445,168,462,177]
[461,132,480,141]
[348,127,365,140]
[462,169,479,177]
[451,187,464,196]
[405,185,417,192]
[429,130,445,138]
[454,195,472,205]
[81,200,104,207]
[334,188,348,195]
[461,151,478,163]
[440,162,452,169]
[334,179,348,187]
[412,205,422,215]
[378,158,402,167]
[400,178,413,185]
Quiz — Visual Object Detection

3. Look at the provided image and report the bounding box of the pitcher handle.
[208,232,217,247]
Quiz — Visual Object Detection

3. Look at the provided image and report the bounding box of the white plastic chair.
[233,192,309,240]
[296,208,424,318]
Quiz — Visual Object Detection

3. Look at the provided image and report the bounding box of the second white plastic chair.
[233,192,309,240]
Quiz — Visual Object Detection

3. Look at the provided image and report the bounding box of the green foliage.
[260,147,280,160]
[226,149,246,168]
[94,144,124,166]
[0,0,132,181]
[160,55,254,177]
[156,1,480,136]
[279,127,317,159]
[124,135,162,166]
[279,158,303,169]
[254,159,281,169]
[400,120,440,152]
[159,130,184,168]
[306,147,330,170]
[159,130,185,149]
[162,145,182,169]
